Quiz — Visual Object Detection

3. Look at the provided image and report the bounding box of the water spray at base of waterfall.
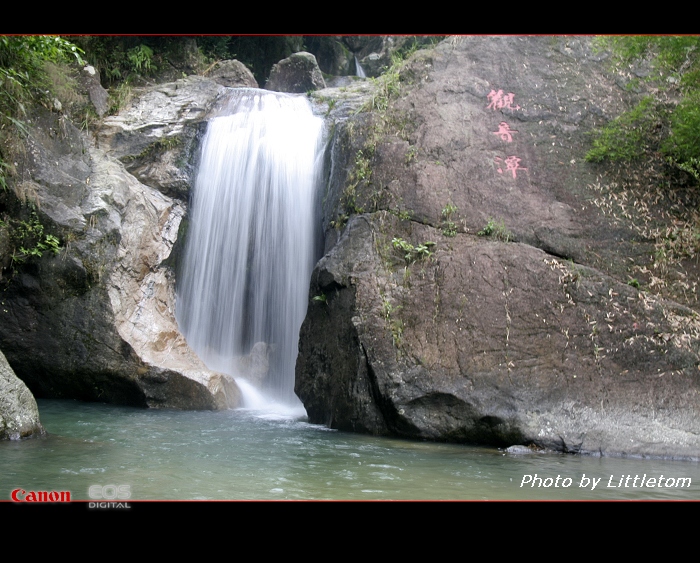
[176,88,325,414]
[235,378,307,419]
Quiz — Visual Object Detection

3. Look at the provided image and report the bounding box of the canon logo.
[11,489,71,502]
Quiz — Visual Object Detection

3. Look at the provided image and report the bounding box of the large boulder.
[0,350,44,440]
[207,60,258,88]
[265,52,326,93]
[296,36,700,459]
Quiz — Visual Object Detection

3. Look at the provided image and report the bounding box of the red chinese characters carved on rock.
[494,156,528,179]
[486,90,521,111]
[492,121,517,142]
[486,89,526,177]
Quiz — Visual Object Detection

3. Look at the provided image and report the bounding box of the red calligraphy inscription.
[486,90,521,111]
[494,156,528,179]
[492,121,517,142]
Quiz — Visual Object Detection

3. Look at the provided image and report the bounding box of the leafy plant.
[341,148,373,215]
[10,212,62,265]
[392,237,435,264]
[380,294,404,348]
[391,207,412,221]
[477,218,513,242]
[330,214,349,230]
[127,44,154,72]
[441,202,458,237]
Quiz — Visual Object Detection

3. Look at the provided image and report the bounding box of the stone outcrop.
[297,36,700,459]
[265,52,326,93]
[0,73,245,410]
[79,65,110,117]
[351,36,439,78]
[207,60,258,89]
[0,350,44,440]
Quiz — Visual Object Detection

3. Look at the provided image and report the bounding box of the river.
[2,399,698,501]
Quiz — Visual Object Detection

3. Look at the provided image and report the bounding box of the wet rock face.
[296,36,700,459]
[0,350,44,440]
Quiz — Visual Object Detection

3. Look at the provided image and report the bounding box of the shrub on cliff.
[0,35,84,191]
[586,36,700,184]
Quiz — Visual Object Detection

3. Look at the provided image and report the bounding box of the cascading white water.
[176,88,325,410]
[355,56,366,78]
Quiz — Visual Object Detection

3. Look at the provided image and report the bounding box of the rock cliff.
[0,74,244,409]
[296,36,700,459]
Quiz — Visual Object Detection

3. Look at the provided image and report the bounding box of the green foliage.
[441,202,458,237]
[343,39,441,223]
[9,212,62,265]
[380,294,404,348]
[594,36,700,91]
[127,44,154,72]
[0,36,84,75]
[663,90,700,168]
[341,148,373,216]
[0,36,84,195]
[72,37,184,85]
[588,36,700,183]
[0,160,10,192]
[106,80,133,115]
[316,95,338,115]
[391,237,435,264]
[330,214,349,230]
[364,63,401,114]
[672,156,700,182]
[405,145,418,164]
[477,218,513,242]
[585,96,660,162]
[0,36,84,111]
[391,207,412,221]
[361,41,421,114]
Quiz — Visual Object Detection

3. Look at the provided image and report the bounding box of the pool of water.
[2,399,699,501]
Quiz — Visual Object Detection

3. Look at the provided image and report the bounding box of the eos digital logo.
[88,484,131,500]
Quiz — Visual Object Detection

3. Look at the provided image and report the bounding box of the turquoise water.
[1,399,699,501]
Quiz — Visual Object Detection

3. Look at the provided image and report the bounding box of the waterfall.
[355,56,366,78]
[176,88,325,410]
